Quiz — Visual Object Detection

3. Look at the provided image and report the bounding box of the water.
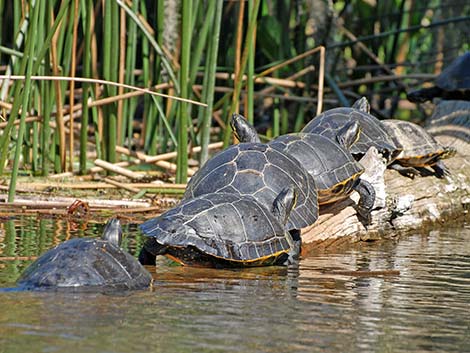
[1,216,469,353]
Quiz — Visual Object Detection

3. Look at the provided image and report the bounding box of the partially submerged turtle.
[407,52,470,103]
[381,119,456,178]
[183,141,318,231]
[17,219,152,291]
[231,113,375,223]
[301,97,400,163]
[139,188,299,268]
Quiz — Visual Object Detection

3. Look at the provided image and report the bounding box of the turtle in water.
[183,141,318,231]
[407,52,470,103]
[381,119,456,178]
[301,97,401,163]
[231,113,376,224]
[139,188,300,268]
[16,218,152,291]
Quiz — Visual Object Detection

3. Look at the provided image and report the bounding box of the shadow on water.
[1,216,470,353]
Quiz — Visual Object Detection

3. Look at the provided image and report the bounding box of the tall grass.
[0,0,467,200]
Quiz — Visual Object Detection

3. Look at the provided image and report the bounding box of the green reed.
[0,0,466,201]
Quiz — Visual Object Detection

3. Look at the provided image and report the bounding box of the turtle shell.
[407,52,470,102]
[435,52,470,92]
[381,119,455,167]
[301,108,400,162]
[140,193,292,267]
[184,142,318,230]
[268,133,364,205]
[17,238,152,291]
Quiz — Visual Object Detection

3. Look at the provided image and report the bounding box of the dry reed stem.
[317,46,325,115]
[0,75,207,106]
[94,159,145,179]
[103,177,141,193]
[69,0,80,172]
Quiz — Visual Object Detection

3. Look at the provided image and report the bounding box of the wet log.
[301,102,470,253]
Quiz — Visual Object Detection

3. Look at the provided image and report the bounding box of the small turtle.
[139,188,299,268]
[301,97,401,163]
[407,52,470,103]
[231,113,375,223]
[183,141,318,231]
[17,219,152,291]
[381,119,456,178]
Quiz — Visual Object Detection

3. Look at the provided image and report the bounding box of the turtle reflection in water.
[139,187,299,268]
[17,218,152,291]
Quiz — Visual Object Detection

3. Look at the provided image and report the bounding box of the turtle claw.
[432,161,450,178]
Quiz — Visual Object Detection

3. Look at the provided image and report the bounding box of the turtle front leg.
[388,163,420,179]
[285,229,301,265]
[354,178,376,225]
[431,161,450,178]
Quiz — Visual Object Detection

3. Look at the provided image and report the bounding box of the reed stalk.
[198,0,222,164]
[246,0,256,125]
[79,0,93,175]
[222,0,261,146]
[176,0,192,184]
[68,0,80,172]
[8,0,40,202]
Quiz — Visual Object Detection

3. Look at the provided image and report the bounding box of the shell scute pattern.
[382,119,455,166]
[268,133,363,204]
[302,108,398,160]
[140,193,290,263]
[184,143,318,230]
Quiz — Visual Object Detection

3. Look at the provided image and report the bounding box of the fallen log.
[301,102,470,253]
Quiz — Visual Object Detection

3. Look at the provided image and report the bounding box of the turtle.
[183,141,318,231]
[301,97,401,163]
[231,113,376,224]
[16,218,152,291]
[381,119,457,178]
[138,188,300,268]
[407,52,470,103]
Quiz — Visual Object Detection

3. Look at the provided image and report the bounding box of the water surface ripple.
[0,218,469,353]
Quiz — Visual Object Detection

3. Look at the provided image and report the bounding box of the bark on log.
[301,102,470,253]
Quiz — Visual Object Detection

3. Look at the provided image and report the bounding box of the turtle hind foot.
[431,161,451,178]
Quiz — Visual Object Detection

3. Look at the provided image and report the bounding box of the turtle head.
[230,113,261,143]
[272,186,298,226]
[336,120,361,149]
[352,97,370,113]
[102,218,122,246]
[441,146,457,159]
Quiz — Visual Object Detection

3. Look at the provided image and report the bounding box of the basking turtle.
[17,219,152,291]
[407,52,470,103]
[381,119,457,178]
[183,141,318,231]
[139,188,299,268]
[231,113,375,223]
[301,97,400,163]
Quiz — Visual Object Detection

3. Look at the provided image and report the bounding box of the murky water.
[1,216,469,353]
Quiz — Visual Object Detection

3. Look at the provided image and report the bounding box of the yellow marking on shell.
[166,249,289,266]
[318,169,363,204]
[165,254,186,265]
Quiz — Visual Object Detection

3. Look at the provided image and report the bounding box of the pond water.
[0,216,469,353]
